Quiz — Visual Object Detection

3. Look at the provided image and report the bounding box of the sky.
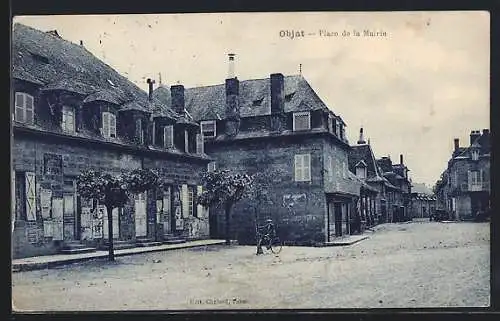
[13,12,490,187]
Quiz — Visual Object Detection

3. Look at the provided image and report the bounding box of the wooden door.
[334,203,342,237]
[63,194,76,240]
[135,193,147,237]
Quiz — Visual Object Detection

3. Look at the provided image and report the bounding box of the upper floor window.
[102,112,116,138]
[196,133,204,154]
[471,149,479,161]
[356,166,366,179]
[136,118,144,144]
[293,112,311,131]
[208,161,216,172]
[335,121,341,137]
[164,125,174,149]
[15,92,34,124]
[201,120,216,138]
[184,129,189,153]
[61,106,75,133]
[294,153,311,182]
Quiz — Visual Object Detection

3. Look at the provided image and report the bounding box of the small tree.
[77,168,159,261]
[197,170,253,245]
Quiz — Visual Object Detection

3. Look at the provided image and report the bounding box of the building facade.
[154,59,363,245]
[434,129,490,220]
[11,24,211,259]
[409,183,436,219]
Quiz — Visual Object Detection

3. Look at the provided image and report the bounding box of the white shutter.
[181,184,189,218]
[102,112,110,137]
[208,162,216,172]
[25,172,36,221]
[196,185,205,218]
[304,154,311,181]
[109,114,116,137]
[184,129,189,153]
[294,155,302,181]
[164,125,174,148]
[196,133,204,154]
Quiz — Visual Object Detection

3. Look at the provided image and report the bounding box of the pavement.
[12,221,490,310]
[12,239,227,272]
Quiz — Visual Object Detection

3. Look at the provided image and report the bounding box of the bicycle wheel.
[269,237,282,254]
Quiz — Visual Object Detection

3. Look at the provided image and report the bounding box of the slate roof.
[411,183,433,195]
[154,74,334,121]
[12,23,177,119]
[349,144,384,180]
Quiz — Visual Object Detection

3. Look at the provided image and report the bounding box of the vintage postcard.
[11,11,490,311]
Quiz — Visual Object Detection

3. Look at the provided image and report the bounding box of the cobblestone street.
[12,221,490,311]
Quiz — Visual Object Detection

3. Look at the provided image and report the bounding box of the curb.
[12,241,226,272]
[317,236,370,247]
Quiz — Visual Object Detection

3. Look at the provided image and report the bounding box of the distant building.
[409,183,436,219]
[376,154,412,222]
[434,129,490,220]
[154,55,363,245]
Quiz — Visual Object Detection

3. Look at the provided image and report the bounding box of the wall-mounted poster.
[92,205,105,238]
[43,219,54,237]
[40,189,52,219]
[80,207,93,240]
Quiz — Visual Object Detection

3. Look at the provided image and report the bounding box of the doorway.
[135,192,147,237]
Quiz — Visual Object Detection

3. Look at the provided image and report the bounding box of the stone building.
[153,55,363,245]
[11,24,211,259]
[409,183,436,219]
[349,128,402,226]
[434,129,490,220]
[376,154,412,222]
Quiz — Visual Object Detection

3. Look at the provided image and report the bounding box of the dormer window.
[471,149,479,161]
[293,111,311,131]
[136,118,144,144]
[201,120,216,138]
[14,92,34,124]
[61,106,75,133]
[252,97,264,106]
[102,112,116,138]
[164,125,174,149]
[356,167,367,179]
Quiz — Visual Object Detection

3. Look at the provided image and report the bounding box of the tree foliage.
[197,170,254,208]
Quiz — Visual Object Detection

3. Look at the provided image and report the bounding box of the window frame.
[294,153,311,182]
[102,111,116,138]
[14,92,35,124]
[136,118,144,144]
[356,166,366,179]
[201,120,217,138]
[61,105,75,133]
[292,111,311,131]
[471,149,479,161]
[163,125,174,149]
[208,162,216,172]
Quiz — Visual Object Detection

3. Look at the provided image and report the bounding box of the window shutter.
[304,154,311,181]
[294,155,301,181]
[102,112,109,137]
[15,93,25,122]
[109,114,116,137]
[12,170,15,229]
[25,172,36,221]
[197,185,205,218]
[184,129,189,153]
[181,184,189,218]
[164,125,174,148]
[196,133,204,154]
[152,121,156,145]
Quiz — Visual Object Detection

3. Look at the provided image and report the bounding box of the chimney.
[270,73,285,114]
[482,129,489,136]
[400,154,404,165]
[470,130,481,145]
[80,40,84,46]
[225,75,240,136]
[171,84,185,115]
[227,53,236,79]
[357,127,366,144]
[146,78,155,101]
[454,138,459,151]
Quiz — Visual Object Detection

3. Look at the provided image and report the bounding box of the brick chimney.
[171,84,185,115]
[270,73,285,131]
[454,138,459,151]
[357,127,366,144]
[147,78,155,102]
[470,130,481,145]
[225,74,240,136]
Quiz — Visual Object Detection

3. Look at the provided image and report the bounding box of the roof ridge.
[183,74,303,90]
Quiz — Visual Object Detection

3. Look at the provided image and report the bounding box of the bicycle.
[256,219,283,254]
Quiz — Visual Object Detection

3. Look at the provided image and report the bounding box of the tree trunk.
[106,204,115,261]
[225,202,232,245]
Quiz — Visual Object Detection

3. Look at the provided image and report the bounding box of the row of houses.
[11,23,415,258]
[434,129,491,220]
